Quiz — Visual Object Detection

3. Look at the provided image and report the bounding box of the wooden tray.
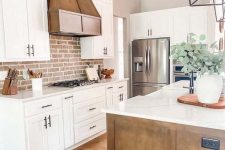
[177,94,225,109]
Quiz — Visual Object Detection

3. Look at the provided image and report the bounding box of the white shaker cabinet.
[27,0,50,60]
[105,81,128,107]
[189,7,208,43]
[130,13,150,40]
[46,110,64,150]
[149,10,172,38]
[81,0,114,59]
[172,7,190,44]
[130,7,211,45]
[26,113,48,150]
[62,95,75,149]
[1,0,30,61]
[130,11,172,40]
[26,109,64,150]
[0,0,50,62]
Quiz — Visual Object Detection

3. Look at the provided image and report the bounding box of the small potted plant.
[170,33,225,104]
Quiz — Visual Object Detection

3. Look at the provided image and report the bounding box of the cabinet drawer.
[74,86,105,103]
[74,114,106,144]
[25,96,62,117]
[74,96,105,123]
[114,81,127,93]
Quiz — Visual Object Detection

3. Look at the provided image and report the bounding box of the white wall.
[140,0,188,12]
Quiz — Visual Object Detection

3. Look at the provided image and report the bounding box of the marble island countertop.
[0,78,129,102]
[103,81,225,131]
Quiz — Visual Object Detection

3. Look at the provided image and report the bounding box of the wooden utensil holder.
[2,78,18,95]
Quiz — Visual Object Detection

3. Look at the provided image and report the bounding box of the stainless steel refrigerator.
[132,38,170,97]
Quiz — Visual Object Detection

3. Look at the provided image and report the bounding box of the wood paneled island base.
[106,114,225,150]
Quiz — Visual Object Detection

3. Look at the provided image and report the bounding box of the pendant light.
[189,0,225,22]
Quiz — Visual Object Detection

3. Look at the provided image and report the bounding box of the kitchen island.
[103,81,225,150]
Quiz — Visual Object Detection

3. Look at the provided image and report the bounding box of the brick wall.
[0,35,103,91]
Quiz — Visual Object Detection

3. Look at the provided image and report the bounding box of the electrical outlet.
[202,137,220,150]
[0,71,7,80]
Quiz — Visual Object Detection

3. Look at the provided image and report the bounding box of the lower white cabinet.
[26,109,64,150]
[62,94,75,149]
[74,114,106,144]
[1,80,128,150]
[26,113,48,150]
[106,81,128,107]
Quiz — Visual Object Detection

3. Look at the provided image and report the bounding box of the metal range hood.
[48,0,101,36]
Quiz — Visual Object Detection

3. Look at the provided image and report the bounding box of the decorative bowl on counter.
[101,69,114,79]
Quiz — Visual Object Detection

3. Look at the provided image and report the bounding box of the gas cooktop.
[51,80,96,88]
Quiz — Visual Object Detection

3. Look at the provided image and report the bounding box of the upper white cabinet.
[189,7,208,42]
[130,13,150,39]
[171,7,208,45]
[80,0,114,59]
[172,7,190,44]
[1,0,30,61]
[149,10,172,38]
[130,10,172,40]
[0,0,50,62]
[130,7,213,45]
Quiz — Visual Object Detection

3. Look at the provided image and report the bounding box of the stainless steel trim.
[133,83,167,87]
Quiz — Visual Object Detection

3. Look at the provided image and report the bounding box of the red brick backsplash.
[0,35,103,91]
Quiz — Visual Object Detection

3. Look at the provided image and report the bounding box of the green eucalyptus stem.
[170,33,225,75]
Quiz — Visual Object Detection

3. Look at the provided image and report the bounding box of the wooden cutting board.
[177,94,225,109]
[85,68,99,81]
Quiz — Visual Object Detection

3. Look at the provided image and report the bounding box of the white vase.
[196,74,223,104]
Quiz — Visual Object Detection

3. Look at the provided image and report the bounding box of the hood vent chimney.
[48,0,101,36]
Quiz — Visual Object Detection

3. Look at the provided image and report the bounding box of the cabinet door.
[47,109,64,150]
[150,10,172,37]
[27,0,50,60]
[189,7,208,43]
[62,95,74,149]
[0,1,5,61]
[130,13,150,40]
[2,0,29,60]
[106,85,114,107]
[91,0,105,58]
[172,8,190,45]
[26,114,48,150]
[102,1,114,58]
[93,0,113,58]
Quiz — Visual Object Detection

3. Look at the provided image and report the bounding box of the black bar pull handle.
[41,104,52,109]
[44,116,48,129]
[89,125,96,130]
[48,115,52,127]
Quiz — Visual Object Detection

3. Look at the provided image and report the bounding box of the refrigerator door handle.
[148,46,151,74]
[145,46,148,73]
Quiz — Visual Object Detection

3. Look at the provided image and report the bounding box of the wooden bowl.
[101,69,114,79]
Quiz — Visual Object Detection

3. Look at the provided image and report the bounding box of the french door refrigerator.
[132,38,170,97]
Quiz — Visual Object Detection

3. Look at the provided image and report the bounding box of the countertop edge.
[0,78,129,102]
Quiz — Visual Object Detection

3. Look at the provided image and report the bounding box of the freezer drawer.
[132,84,165,97]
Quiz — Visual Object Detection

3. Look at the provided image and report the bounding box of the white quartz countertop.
[0,78,129,102]
[103,81,225,131]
